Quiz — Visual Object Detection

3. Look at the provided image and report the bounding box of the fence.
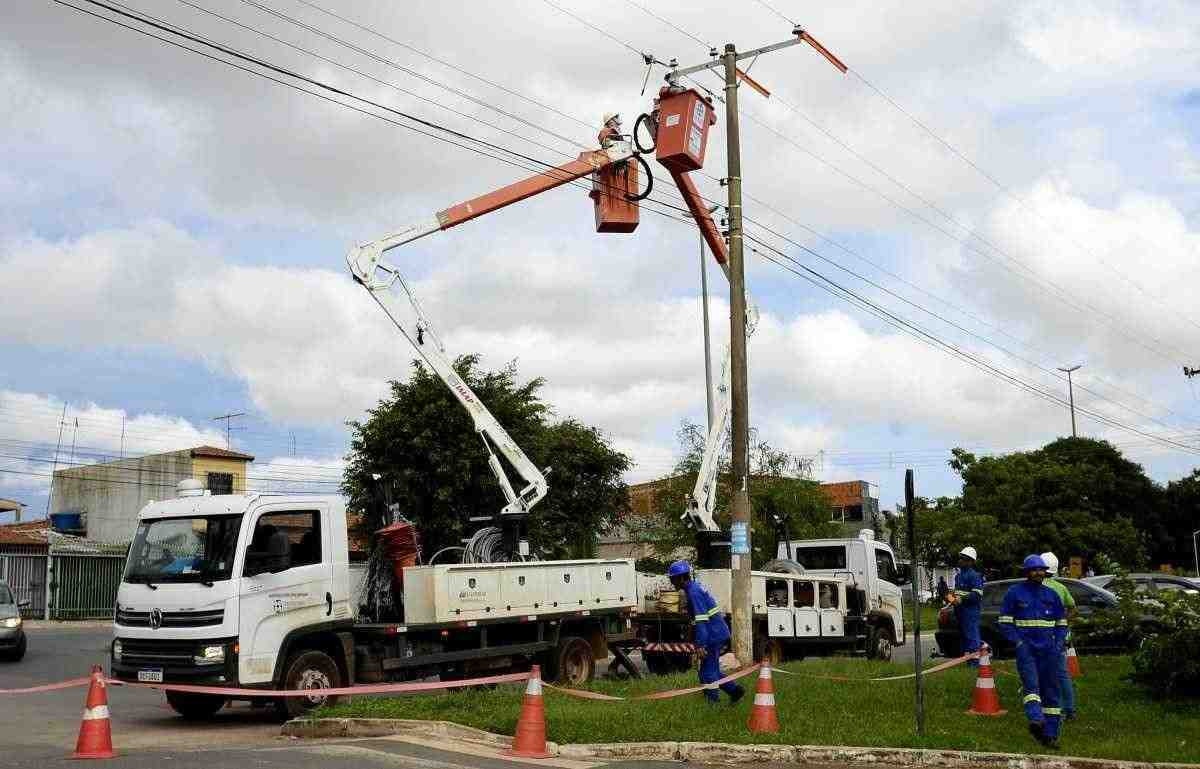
[49,552,126,620]
[0,552,48,619]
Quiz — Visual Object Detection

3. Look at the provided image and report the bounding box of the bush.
[1129,590,1200,697]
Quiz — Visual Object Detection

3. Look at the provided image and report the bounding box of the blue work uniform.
[953,566,985,660]
[999,581,1068,740]
[682,579,745,703]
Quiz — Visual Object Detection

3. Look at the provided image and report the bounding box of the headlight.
[2,617,20,629]
[194,644,225,665]
[112,639,122,660]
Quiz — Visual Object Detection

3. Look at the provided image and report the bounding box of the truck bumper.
[110,636,240,686]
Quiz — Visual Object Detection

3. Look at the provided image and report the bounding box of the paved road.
[2,625,912,769]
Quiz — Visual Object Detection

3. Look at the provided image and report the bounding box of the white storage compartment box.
[402,559,636,624]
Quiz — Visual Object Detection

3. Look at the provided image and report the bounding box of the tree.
[1164,469,1200,570]
[935,438,1154,575]
[626,420,839,566]
[342,355,631,561]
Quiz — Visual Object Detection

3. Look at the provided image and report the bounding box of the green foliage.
[1130,589,1200,697]
[898,439,1157,574]
[625,421,839,566]
[342,355,631,559]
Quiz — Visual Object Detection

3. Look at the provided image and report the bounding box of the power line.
[847,67,1200,335]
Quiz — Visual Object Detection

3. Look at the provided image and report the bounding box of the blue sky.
[2,0,1198,527]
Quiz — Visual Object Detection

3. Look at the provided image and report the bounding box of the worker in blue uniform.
[950,546,985,664]
[668,561,745,705]
[999,554,1069,748]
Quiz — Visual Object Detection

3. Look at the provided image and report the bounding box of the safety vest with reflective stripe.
[683,579,731,647]
[998,580,1067,651]
[953,567,985,608]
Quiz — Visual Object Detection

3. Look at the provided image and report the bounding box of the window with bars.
[206,472,234,495]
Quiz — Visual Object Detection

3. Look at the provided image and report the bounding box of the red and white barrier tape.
[544,663,763,701]
[0,676,92,695]
[105,670,531,698]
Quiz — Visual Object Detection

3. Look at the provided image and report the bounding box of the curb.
[281,719,1197,769]
[281,717,558,754]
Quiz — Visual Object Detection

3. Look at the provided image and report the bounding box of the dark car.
[934,577,1136,658]
[0,580,28,661]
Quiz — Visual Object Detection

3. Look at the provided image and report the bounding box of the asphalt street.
[1,624,916,769]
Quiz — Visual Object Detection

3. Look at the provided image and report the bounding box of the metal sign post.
[905,468,924,736]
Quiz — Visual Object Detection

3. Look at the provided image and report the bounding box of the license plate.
[137,669,163,683]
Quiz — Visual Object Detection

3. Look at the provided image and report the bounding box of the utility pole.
[211,411,246,450]
[722,43,754,665]
[700,205,719,429]
[45,403,68,517]
[1058,364,1082,438]
[1192,529,1199,579]
[669,25,847,665]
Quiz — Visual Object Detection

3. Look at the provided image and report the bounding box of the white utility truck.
[110,482,637,719]
[633,531,906,670]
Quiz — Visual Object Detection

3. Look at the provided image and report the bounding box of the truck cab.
[778,529,906,658]
[111,483,352,719]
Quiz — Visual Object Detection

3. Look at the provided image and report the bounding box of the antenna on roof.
[211,412,246,450]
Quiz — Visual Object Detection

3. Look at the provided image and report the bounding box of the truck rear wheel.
[274,649,342,720]
[165,691,226,720]
[753,636,784,666]
[545,636,594,687]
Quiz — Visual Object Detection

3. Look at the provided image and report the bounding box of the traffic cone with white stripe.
[504,665,553,759]
[72,665,116,759]
[747,662,780,734]
[1066,646,1082,678]
[966,644,1006,717]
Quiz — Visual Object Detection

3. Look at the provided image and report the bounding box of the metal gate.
[0,553,48,618]
[48,552,126,620]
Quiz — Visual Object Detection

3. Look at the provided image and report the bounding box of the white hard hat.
[602,112,620,125]
[1041,552,1059,574]
[959,546,978,561]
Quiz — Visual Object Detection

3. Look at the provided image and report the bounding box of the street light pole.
[1058,364,1082,438]
[1192,529,1199,578]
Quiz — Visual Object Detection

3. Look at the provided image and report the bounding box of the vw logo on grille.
[149,608,163,630]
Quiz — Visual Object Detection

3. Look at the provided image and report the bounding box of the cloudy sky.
[2,0,1198,524]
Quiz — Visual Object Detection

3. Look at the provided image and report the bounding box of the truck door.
[792,580,820,638]
[238,505,334,686]
[764,578,794,638]
[818,581,845,637]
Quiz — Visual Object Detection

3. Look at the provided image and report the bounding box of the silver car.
[0,581,27,661]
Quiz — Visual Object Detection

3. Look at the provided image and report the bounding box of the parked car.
[0,580,28,661]
[934,577,1148,658]
[1084,573,1200,596]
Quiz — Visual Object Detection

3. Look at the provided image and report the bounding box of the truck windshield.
[125,515,243,583]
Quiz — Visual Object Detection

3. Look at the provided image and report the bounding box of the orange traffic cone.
[966,644,1006,717]
[504,665,553,760]
[1066,646,1082,678]
[73,665,116,759]
[747,662,780,734]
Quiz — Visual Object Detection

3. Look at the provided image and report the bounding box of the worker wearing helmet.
[667,560,745,705]
[1041,552,1077,720]
[598,113,623,148]
[949,546,985,663]
[999,554,1069,748]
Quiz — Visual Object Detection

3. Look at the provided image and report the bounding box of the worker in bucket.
[948,546,985,664]
[998,554,1068,748]
[598,113,622,148]
[667,560,745,705]
[1040,551,1077,720]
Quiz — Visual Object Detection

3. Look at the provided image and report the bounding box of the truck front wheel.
[866,625,895,661]
[165,690,226,720]
[274,649,342,720]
